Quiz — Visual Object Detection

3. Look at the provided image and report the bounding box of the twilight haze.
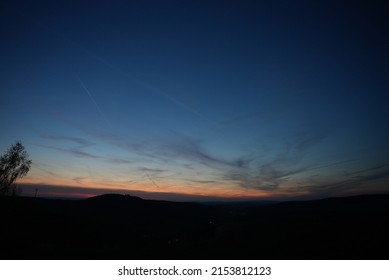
[1,0,388,201]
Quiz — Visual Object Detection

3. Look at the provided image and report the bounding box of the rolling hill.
[1,193,388,259]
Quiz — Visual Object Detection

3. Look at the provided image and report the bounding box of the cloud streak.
[222,127,329,190]
[73,176,88,184]
[211,112,262,129]
[107,158,133,165]
[42,135,95,147]
[38,144,100,159]
[48,117,388,199]
[137,167,166,173]
[42,134,135,166]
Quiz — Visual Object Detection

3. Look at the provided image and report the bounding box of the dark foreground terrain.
[1,193,388,259]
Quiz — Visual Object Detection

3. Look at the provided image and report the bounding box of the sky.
[1,0,388,201]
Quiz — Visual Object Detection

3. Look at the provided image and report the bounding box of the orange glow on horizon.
[18,176,297,200]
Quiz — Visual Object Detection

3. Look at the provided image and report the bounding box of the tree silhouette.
[0,141,31,196]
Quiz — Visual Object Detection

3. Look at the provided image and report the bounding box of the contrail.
[4,2,204,119]
[77,76,112,128]
[145,172,160,188]
[72,46,203,118]
[136,80,204,118]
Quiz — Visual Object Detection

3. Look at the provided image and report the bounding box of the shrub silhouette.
[0,141,31,196]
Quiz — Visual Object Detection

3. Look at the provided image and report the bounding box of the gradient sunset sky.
[1,0,388,201]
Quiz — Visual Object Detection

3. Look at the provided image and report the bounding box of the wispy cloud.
[222,169,289,191]
[285,163,389,198]
[211,112,262,128]
[306,159,358,171]
[104,131,252,171]
[222,127,329,190]
[60,148,100,159]
[42,134,95,147]
[38,144,100,159]
[107,158,133,165]
[42,134,138,165]
[73,176,88,184]
[188,179,218,184]
[347,163,389,176]
[32,161,60,177]
[152,134,253,170]
[62,118,388,199]
[137,167,166,173]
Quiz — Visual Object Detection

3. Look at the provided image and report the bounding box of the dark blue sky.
[1,0,388,200]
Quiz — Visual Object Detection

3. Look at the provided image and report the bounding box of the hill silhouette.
[1,193,388,259]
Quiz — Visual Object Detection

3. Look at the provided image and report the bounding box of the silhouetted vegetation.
[1,193,388,259]
[0,141,31,196]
